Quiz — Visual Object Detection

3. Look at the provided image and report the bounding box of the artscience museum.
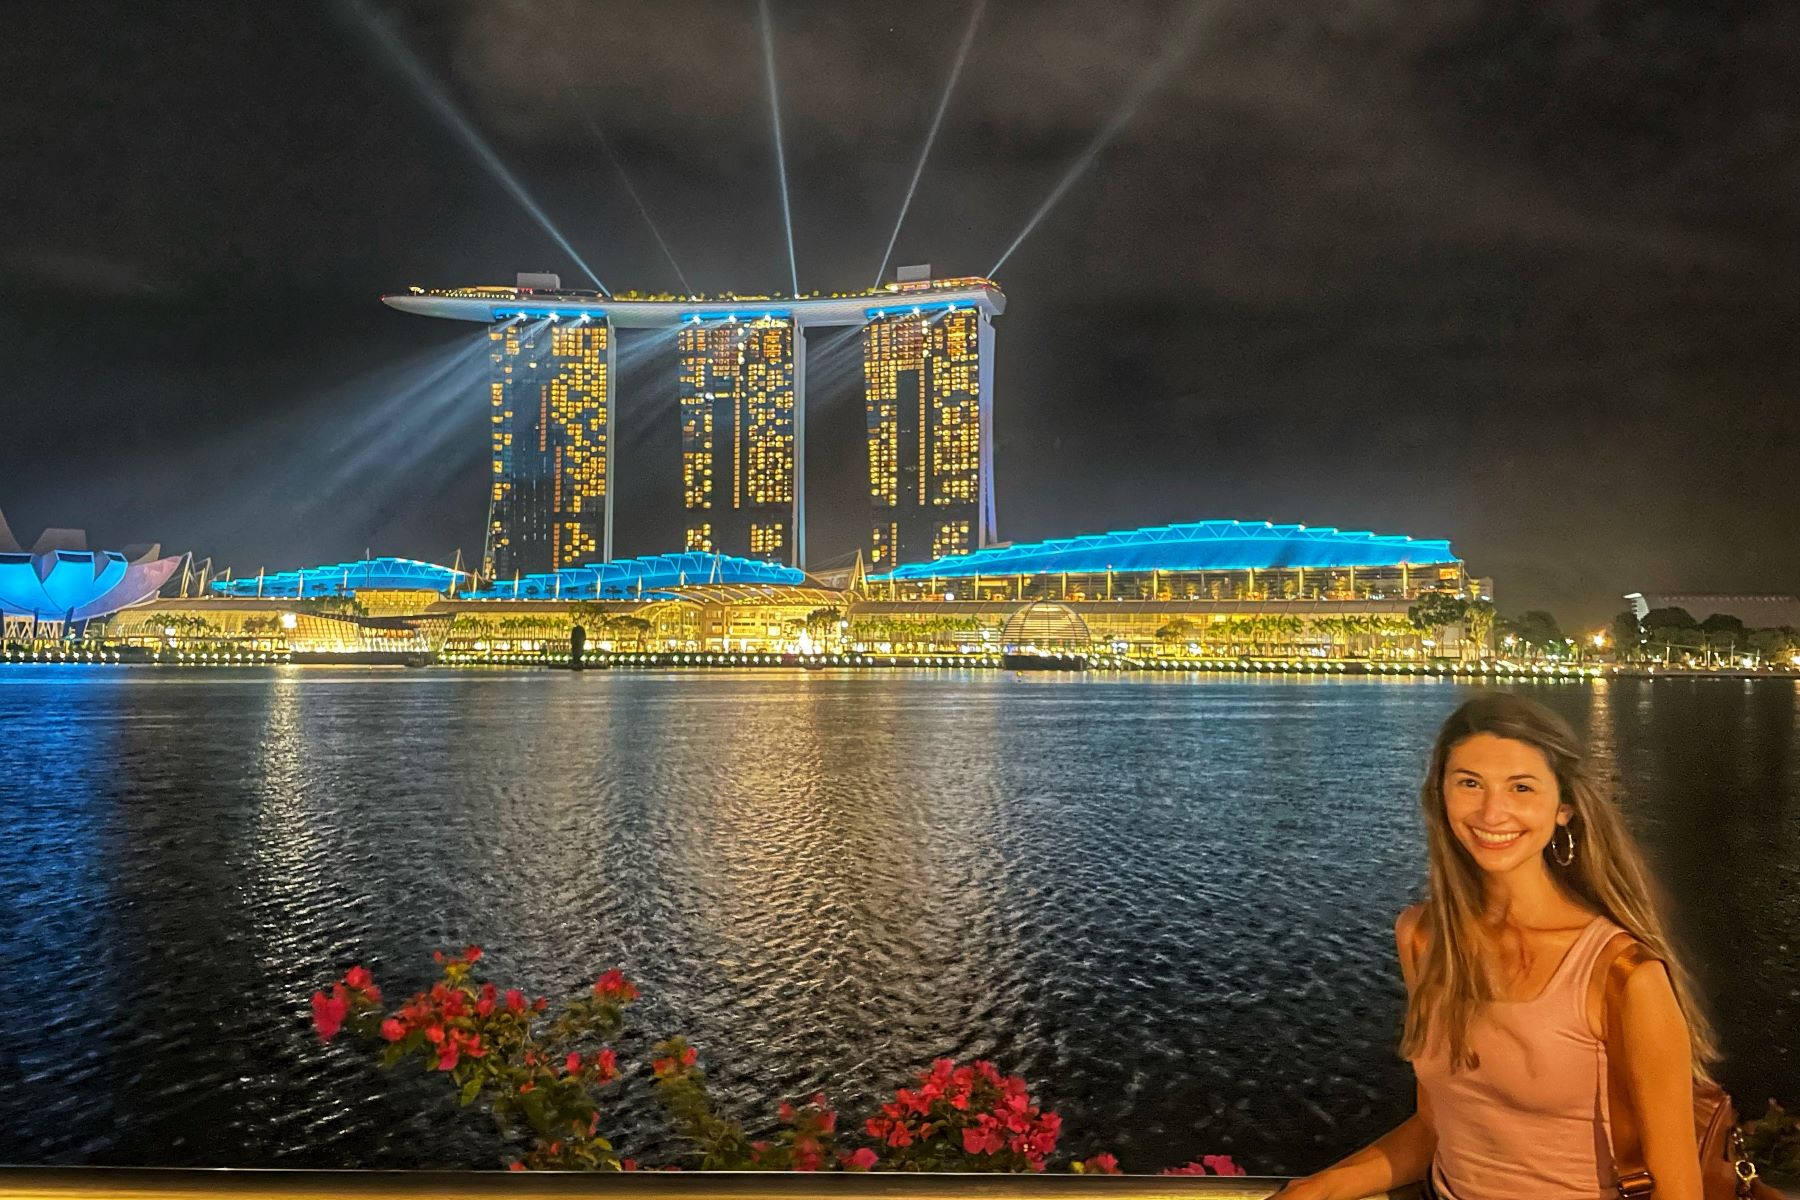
[0,511,182,639]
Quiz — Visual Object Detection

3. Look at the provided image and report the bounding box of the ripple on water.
[0,668,1794,1173]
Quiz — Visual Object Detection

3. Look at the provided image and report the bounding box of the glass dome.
[999,601,1092,652]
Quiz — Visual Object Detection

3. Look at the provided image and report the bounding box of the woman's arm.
[1617,959,1702,1200]
[1266,908,1438,1200]
[1268,1091,1437,1200]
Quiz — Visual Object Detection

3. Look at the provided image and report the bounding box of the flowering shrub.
[861,1058,1063,1171]
[310,949,1245,1175]
[1741,1099,1800,1184]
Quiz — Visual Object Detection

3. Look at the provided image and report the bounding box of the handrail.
[0,1168,1425,1200]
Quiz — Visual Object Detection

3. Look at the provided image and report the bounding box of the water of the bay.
[0,667,1794,1173]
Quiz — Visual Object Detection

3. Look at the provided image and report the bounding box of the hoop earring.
[1550,823,1577,867]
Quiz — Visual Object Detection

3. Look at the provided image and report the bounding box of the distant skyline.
[2,1,1796,626]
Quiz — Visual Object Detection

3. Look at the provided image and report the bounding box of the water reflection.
[0,668,1793,1172]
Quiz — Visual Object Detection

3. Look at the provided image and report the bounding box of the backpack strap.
[1599,932,1658,1197]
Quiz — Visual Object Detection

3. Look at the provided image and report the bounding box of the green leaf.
[460,1076,483,1106]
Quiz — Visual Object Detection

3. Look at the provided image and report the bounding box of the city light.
[988,0,1213,276]
[345,0,610,296]
[872,0,986,287]
[758,0,801,297]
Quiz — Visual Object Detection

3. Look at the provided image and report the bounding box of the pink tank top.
[1411,915,1622,1200]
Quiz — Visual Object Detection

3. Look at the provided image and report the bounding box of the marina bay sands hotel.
[382,269,1004,578]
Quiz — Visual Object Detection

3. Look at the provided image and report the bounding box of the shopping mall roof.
[474,553,805,600]
[871,521,1458,581]
[210,557,467,598]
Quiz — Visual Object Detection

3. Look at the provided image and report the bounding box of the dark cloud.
[2,246,182,299]
[0,0,1795,626]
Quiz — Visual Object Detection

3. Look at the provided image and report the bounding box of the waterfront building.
[678,318,797,560]
[475,551,805,600]
[202,552,801,605]
[0,511,181,640]
[868,519,1475,604]
[135,518,1486,663]
[485,312,612,578]
[211,556,468,600]
[383,272,1005,571]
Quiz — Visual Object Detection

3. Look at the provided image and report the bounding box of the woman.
[1272,693,1717,1200]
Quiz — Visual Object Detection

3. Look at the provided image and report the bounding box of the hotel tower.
[678,317,798,562]
[382,270,1002,578]
[484,313,612,579]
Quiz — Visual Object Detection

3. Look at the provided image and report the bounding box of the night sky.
[2,1,1795,626]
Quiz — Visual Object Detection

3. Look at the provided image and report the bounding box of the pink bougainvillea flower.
[1079,1153,1121,1175]
[508,1161,525,1172]
[309,989,350,1041]
[504,988,527,1015]
[343,965,373,992]
[679,1045,697,1067]
[1202,1155,1245,1176]
[962,1119,1005,1155]
[462,945,483,964]
[378,1018,406,1043]
[593,969,640,1002]
[565,1052,582,1076]
[778,1101,796,1123]
[594,1048,618,1080]
[846,1147,878,1171]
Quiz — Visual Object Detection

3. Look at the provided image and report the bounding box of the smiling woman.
[1271,693,1772,1200]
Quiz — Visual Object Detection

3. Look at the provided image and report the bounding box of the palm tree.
[1156,617,1199,647]
[805,606,843,647]
[602,615,653,649]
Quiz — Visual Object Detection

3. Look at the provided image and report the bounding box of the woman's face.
[1441,732,1572,876]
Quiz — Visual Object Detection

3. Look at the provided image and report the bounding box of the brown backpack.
[1599,933,1780,1199]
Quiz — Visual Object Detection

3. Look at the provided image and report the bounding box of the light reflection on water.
[0,668,1793,1172]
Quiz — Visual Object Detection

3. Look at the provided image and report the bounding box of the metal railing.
[0,1169,1426,1200]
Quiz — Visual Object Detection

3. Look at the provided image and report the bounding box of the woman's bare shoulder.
[1395,904,1430,979]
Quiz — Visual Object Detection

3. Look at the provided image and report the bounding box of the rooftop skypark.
[382,273,1005,328]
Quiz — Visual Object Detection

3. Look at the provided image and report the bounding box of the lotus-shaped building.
[0,511,182,635]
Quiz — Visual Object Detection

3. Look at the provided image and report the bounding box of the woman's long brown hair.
[1398,692,1719,1074]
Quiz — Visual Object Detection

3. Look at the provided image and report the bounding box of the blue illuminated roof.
[210,557,467,598]
[871,521,1458,580]
[474,552,804,599]
[0,512,181,622]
